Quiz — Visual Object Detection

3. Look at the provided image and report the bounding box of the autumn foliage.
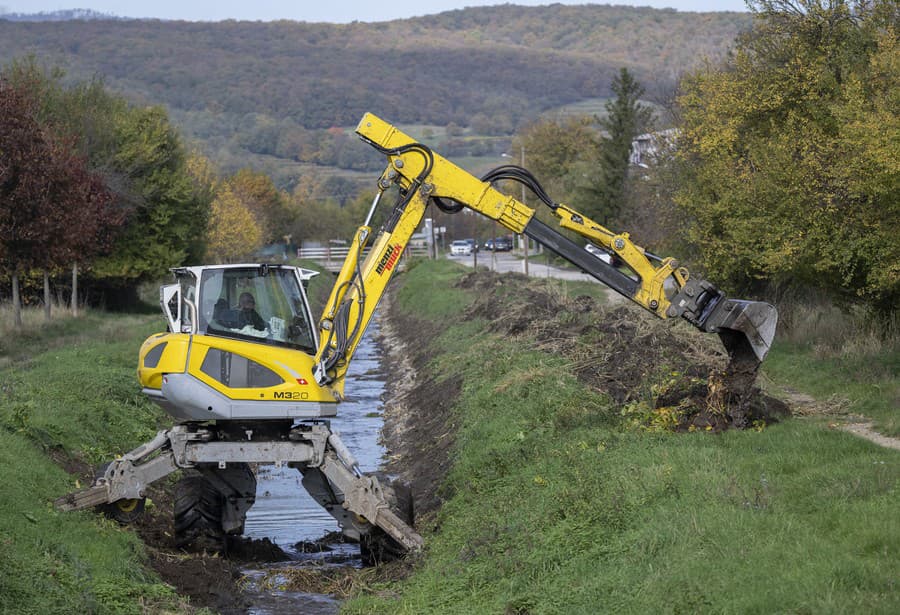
[0,76,120,275]
[675,0,899,315]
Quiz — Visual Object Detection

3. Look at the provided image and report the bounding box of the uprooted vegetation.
[456,269,789,432]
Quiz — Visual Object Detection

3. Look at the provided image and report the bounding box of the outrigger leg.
[55,423,423,555]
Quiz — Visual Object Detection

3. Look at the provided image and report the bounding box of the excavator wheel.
[174,463,257,553]
[94,462,146,524]
[174,470,227,552]
[360,474,415,566]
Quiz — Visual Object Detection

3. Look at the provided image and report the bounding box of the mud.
[378,302,461,521]
[133,480,290,614]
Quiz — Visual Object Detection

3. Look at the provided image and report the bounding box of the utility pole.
[503,147,530,276]
[520,145,529,277]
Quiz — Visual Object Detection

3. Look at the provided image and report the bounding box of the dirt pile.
[456,270,787,432]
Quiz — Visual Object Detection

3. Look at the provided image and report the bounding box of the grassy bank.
[347,259,899,614]
[0,310,188,614]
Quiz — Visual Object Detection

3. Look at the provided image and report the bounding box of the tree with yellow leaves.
[675,0,898,317]
[205,183,264,263]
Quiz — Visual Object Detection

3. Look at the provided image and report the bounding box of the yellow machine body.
[139,264,338,422]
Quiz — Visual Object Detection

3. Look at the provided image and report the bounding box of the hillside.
[0,5,750,185]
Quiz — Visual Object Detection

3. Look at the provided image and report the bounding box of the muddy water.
[240,320,390,614]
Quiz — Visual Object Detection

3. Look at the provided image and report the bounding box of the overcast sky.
[2,1,750,22]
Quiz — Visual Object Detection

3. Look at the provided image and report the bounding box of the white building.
[630,128,679,167]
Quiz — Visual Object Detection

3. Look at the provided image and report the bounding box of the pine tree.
[583,68,653,224]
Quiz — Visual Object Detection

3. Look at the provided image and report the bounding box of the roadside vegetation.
[0,306,193,613]
[344,259,898,614]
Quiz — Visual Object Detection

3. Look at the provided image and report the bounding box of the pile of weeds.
[262,560,412,599]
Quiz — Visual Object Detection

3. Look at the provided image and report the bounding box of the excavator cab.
[139,264,341,423]
[160,264,319,351]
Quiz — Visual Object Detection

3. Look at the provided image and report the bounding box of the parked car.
[484,236,513,251]
[464,238,479,252]
[585,243,623,267]
[450,240,473,256]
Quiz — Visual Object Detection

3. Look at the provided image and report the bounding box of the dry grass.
[0,299,80,335]
[260,560,412,599]
[777,295,899,361]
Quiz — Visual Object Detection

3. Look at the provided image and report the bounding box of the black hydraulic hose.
[480,165,557,210]
[363,139,436,233]
[321,243,367,374]
[433,196,464,213]
[360,137,435,184]
[430,165,558,217]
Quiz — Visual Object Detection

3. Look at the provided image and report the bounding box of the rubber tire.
[174,472,226,553]
[94,462,146,524]
[217,462,257,536]
[359,477,415,566]
[99,497,146,524]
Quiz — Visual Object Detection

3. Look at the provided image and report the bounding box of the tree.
[585,67,654,224]
[206,184,264,263]
[675,0,899,315]
[3,61,212,306]
[518,116,602,207]
[0,76,119,325]
[228,168,293,240]
[88,105,211,296]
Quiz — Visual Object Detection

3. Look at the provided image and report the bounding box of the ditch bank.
[350,262,900,615]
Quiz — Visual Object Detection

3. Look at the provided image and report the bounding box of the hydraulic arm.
[313,113,776,393]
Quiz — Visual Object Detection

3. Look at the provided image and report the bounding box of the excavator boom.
[313,113,776,392]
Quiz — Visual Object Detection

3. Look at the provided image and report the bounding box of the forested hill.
[0,5,749,130]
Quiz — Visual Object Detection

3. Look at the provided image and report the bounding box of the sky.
[1,1,750,22]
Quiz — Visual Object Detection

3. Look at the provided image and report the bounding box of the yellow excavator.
[57,113,777,561]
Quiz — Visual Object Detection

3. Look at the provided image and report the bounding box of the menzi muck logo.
[376,244,403,275]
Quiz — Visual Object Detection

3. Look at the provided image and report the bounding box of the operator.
[237,292,267,331]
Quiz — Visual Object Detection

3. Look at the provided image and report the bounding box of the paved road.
[449,251,601,283]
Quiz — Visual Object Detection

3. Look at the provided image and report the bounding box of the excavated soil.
[457,270,788,431]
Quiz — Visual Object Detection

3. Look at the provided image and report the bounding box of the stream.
[239,319,390,614]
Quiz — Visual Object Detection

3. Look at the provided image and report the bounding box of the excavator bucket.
[704,298,778,364]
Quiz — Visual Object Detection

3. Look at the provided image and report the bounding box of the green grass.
[1,315,169,461]
[345,259,900,614]
[394,258,481,321]
[0,311,185,613]
[764,341,899,436]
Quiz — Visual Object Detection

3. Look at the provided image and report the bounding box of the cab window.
[199,267,315,352]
